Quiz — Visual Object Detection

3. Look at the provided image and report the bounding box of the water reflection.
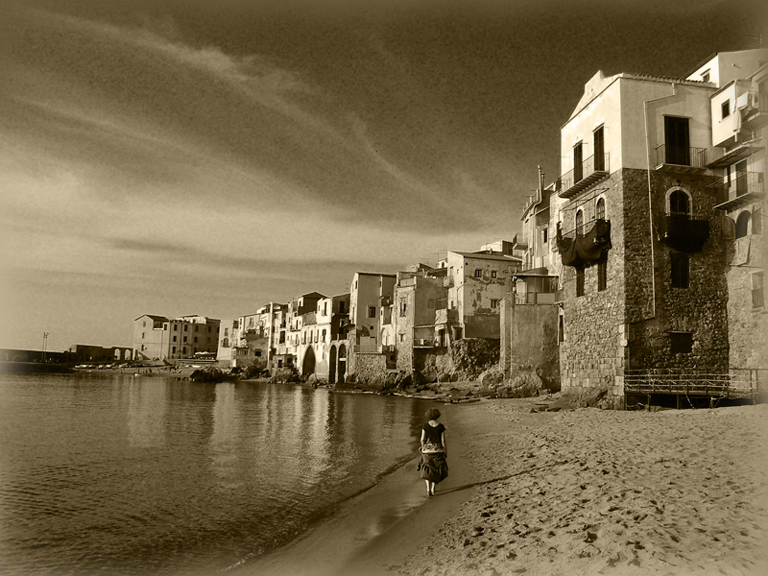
[0,373,437,576]
[127,379,167,448]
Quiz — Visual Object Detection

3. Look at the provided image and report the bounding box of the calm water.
[0,372,435,576]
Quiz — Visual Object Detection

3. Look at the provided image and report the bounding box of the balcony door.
[664,116,690,166]
[593,126,605,171]
[735,160,748,196]
[573,142,583,183]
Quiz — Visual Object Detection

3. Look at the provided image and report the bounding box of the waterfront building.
[348,272,397,353]
[703,57,767,372]
[437,246,522,339]
[546,48,767,405]
[132,314,221,361]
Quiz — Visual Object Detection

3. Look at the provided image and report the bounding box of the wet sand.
[240,398,768,576]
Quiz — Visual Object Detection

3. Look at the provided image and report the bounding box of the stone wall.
[626,169,729,370]
[558,168,730,405]
[559,170,627,402]
[350,352,388,385]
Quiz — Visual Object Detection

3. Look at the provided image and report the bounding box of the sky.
[1,0,766,351]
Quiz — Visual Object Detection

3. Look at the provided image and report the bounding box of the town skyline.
[2,0,766,351]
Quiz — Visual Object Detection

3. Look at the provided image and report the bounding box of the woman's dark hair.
[426,408,441,420]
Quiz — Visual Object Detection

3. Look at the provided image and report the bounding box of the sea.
[0,372,437,576]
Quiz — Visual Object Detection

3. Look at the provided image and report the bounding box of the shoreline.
[237,398,768,576]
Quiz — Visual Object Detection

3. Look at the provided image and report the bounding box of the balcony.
[555,218,612,268]
[659,213,710,253]
[741,91,768,130]
[414,339,434,348]
[713,171,765,212]
[654,145,707,173]
[705,141,762,169]
[560,153,610,199]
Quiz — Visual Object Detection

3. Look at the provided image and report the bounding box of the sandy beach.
[242,395,768,576]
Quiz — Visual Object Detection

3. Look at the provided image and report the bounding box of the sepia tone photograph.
[1,1,767,575]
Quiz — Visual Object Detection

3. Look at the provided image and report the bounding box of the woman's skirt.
[417,451,448,483]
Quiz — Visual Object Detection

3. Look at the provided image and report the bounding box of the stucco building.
[133,314,221,361]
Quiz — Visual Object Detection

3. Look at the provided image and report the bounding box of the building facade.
[547,49,767,404]
[133,314,221,361]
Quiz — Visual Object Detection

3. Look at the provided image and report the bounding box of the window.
[491,270,497,278]
[172,346,176,353]
[671,252,689,288]
[324,302,328,315]
[142,321,146,328]
[184,325,188,332]
[593,126,605,171]
[596,198,606,221]
[173,325,177,331]
[194,337,198,343]
[339,301,345,313]
[141,332,145,339]
[173,336,177,343]
[670,332,693,354]
[664,116,690,165]
[701,70,710,83]
[474,269,482,278]
[668,189,691,216]
[558,315,564,343]
[399,334,404,342]
[542,227,548,244]
[183,336,188,343]
[573,142,584,182]
[753,272,764,309]
[597,257,608,292]
[736,211,751,238]
[322,329,327,342]
[368,306,376,318]
[721,100,731,119]
[576,267,585,297]
[400,300,407,317]
[490,299,499,309]
[576,210,584,235]
[163,324,168,330]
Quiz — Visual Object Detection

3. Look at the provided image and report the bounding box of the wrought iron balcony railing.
[654,145,707,172]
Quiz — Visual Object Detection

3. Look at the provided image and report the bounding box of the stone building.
[132,314,221,361]
[546,49,767,405]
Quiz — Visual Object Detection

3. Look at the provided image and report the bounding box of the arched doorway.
[302,346,316,377]
[338,344,346,384]
[328,346,337,384]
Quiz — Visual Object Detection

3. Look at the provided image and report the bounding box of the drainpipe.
[643,82,677,320]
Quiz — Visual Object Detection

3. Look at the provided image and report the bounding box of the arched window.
[596,198,606,221]
[576,210,584,235]
[735,211,751,238]
[668,189,691,216]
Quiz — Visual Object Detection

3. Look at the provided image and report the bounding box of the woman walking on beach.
[418,408,448,496]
